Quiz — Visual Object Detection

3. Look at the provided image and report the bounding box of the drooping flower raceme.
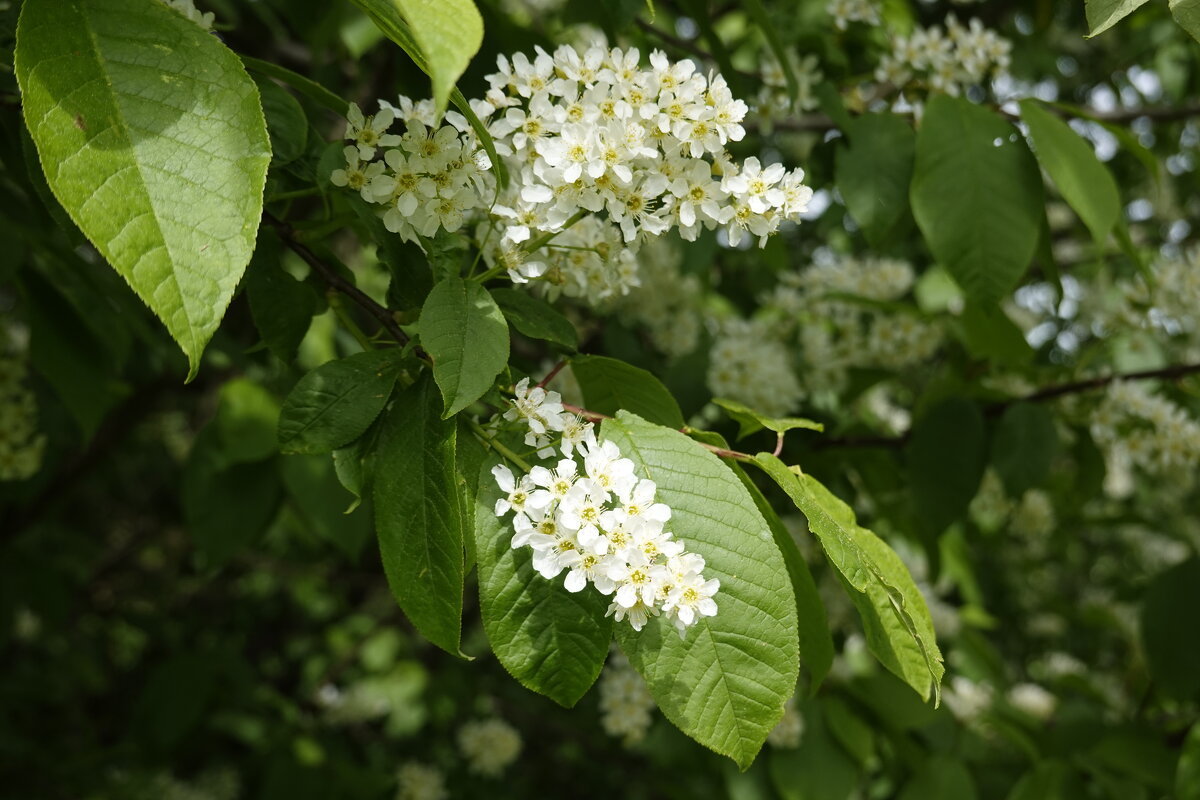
[330,43,814,305]
[456,717,522,778]
[491,379,719,635]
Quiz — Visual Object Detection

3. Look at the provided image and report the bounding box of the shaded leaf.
[420,276,510,418]
[574,355,685,429]
[278,349,401,455]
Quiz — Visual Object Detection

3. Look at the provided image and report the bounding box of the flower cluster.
[707,319,805,418]
[159,0,214,30]
[1090,380,1200,476]
[754,49,823,132]
[332,103,493,243]
[1107,246,1200,347]
[492,379,719,634]
[827,0,880,30]
[875,16,1011,97]
[456,718,522,777]
[598,651,657,745]
[0,356,47,482]
[616,236,703,356]
[331,44,814,305]
[395,762,448,800]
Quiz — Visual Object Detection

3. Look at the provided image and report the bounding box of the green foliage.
[1020,99,1121,247]
[574,355,685,428]
[1140,558,1200,700]
[755,455,945,703]
[835,113,915,247]
[393,0,484,119]
[713,398,824,440]
[420,276,510,417]
[474,457,613,706]
[373,375,466,656]
[906,397,986,538]
[768,702,858,800]
[603,413,800,770]
[14,0,271,378]
[990,402,1059,496]
[491,287,579,349]
[899,756,977,800]
[1086,0,1151,36]
[277,349,401,455]
[911,96,1044,306]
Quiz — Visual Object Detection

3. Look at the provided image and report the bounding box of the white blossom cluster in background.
[617,236,704,356]
[456,717,522,777]
[707,319,805,418]
[331,44,814,305]
[0,355,46,482]
[159,0,214,30]
[492,379,720,634]
[759,256,942,399]
[1090,380,1200,477]
[875,15,1011,98]
[766,696,805,748]
[827,0,880,30]
[968,469,1057,542]
[395,762,448,800]
[598,650,657,745]
[1107,247,1200,352]
[754,48,823,132]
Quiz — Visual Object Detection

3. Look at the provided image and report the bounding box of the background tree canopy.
[1,0,1199,798]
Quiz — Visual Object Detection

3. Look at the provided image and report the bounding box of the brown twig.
[817,361,1200,449]
[263,212,410,347]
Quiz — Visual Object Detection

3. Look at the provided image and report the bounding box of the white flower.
[457,718,522,777]
[492,464,534,516]
[346,103,402,159]
[395,762,447,800]
[330,146,386,201]
[599,652,657,745]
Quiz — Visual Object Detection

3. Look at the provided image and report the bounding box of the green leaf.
[1085,0,1151,36]
[574,355,685,429]
[15,0,271,379]
[733,462,833,692]
[215,377,280,464]
[768,701,859,800]
[956,303,1033,367]
[823,696,874,767]
[393,0,483,120]
[836,113,915,246]
[254,77,307,166]
[1019,100,1120,246]
[601,412,800,770]
[278,350,401,455]
[491,288,579,350]
[373,374,466,656]
[245,231,317,363]
[1008,761,1074,800]
[910,95,1043,306]
[1172,0,1200,42]
[906,397,986,537]
[714,398,824,440]
[182,427,281,564]
[473,456,613,706]
[419,276,510,418]
[755,454,944,703]
[1140,557,1200,700]
[240,56,349,116]
[281,454,373,560]
[990,402,1058,496]
[1178,722,1200,800]
[899,756,977,800]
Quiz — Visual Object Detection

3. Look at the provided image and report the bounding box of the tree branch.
[263,212,410,347]
[817,361,1200,449]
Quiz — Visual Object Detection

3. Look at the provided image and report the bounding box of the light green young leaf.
[911,95,1043,306]
[1019,100,1120,246]
[474,456,613,707]
[420,277,510,418]
[574,355,685,429]
[373,375,466,656]
[754,454,944,704]
[836,112,916,246]
[1085,0,1151,36]
[278,350,401,455]
[1170,0,1200,42]
[491,288,579,350]
[602,412,800,770]
[714,398,824,441]
[15,0,271,379]
[393,0,483,120]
